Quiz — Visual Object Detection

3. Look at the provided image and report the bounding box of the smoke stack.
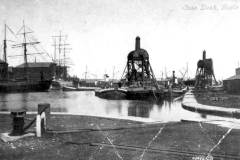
[135,36,140,50]
[203,50,206,60]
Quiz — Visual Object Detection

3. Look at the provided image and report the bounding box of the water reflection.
[105,100,123,115]
[128,100,157,118]
[0,94,7,111]
[0,91,232,122]
[20,93,29,111]
[201,114,207,118]
[128,106,149,118]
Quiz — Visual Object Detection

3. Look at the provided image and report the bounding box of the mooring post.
[38,103,50,129]
[10,109,26,136]
[36,103,50,137]
[36,114,41,137]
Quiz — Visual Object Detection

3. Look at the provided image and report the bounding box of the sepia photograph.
[0,0,240,159]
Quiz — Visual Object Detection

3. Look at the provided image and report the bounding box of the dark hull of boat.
[95,89,127,100]
[95,88,164,101]
[51,80,61,90]
[0,80,52,93]
[62,86,77,91]
[163,90,186,98]
[126,90,164,101]
[64,87,99,91]
[76,87,98,91]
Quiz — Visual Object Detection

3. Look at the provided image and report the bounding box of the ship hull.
[163,89,186,98]
[50,79,73,90]
[62,86,77,91]
[126,89,164,101]
[95,87,164,101]
[95,88,127,100]
[0,80,52,93]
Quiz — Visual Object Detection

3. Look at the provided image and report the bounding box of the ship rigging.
[0,21,53,92]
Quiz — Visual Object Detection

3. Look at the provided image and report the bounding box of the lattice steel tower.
[195,50,217,88]
[122,36,158,87]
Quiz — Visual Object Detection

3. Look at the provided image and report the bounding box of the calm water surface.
[0,91,238,123]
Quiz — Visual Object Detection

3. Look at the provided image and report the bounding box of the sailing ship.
[51,31,73,90]
[0,22,52,92]
[51,33,97,91]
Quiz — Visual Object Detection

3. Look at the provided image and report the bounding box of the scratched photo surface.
[0,0,240,160]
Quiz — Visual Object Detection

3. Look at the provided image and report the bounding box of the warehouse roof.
[225,74,240,81]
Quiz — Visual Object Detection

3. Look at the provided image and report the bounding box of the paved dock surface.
[1,113,240,160]
[182,92,240,118]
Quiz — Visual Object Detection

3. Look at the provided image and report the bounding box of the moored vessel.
[95,88,127,100]
[0,22,53,92]
[95,36,164,101]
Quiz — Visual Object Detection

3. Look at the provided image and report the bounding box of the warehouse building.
[223,67,240,93]
[11,62,56,81]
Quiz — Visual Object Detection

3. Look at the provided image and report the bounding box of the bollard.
[36,103,50,137]
[10,109,26,136]
[38,103,50,129]
[41,112,46,132]
[36,114,46,137]
[36,115,41,137]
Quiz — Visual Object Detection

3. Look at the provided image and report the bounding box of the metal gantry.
[195,50,217,89]
[122,36,159,89]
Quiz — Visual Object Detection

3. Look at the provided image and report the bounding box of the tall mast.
[52,32,70,80]
[12,21,40,80]
[23,21,28,65]
[112,66,115,80]
[3,24,7,63]
[63,40,66,79]
[53,38,56,63]
[52,31,69,66]
[85,65,87,80]
[22,20,28,81]
[63,41,66,68]
[58,31,61,66]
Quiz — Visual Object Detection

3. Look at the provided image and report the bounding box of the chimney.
[135,36,140,50]
[203,50,206,60]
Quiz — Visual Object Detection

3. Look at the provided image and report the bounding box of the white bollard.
[38,103,50,129]
[36,115,41,137]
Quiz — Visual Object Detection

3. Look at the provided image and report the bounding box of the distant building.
[223,67,240,93]
[11,62,56,81]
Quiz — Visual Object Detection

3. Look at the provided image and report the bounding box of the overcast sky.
[1,0,240,80]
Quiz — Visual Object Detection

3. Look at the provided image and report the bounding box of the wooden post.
[36,103,51,137]
[36,113,46,137]
[41,112,46,132]
[38,103,50,129]
[36,115,41,137]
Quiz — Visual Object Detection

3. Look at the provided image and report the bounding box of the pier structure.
[195,50,217,89]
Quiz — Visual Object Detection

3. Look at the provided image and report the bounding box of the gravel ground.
[194,90,240,109]
[1,113,240,160]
